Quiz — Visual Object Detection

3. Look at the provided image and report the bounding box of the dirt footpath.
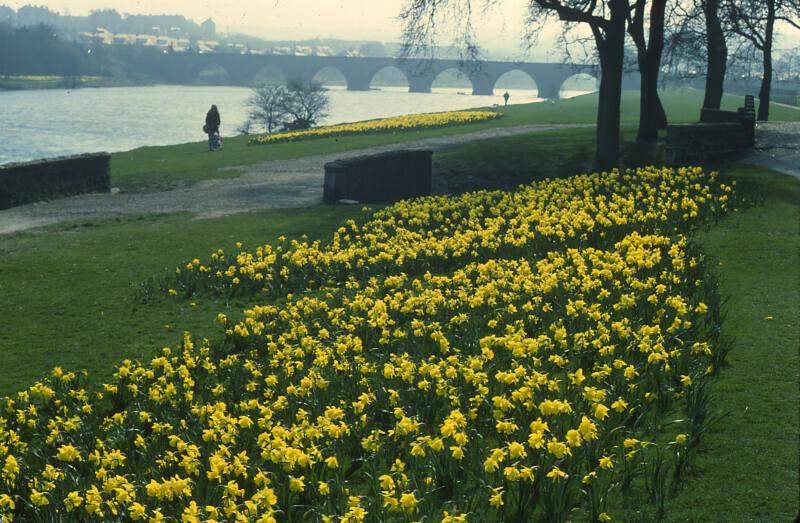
[0,124,593,235]
[3,120,795,236]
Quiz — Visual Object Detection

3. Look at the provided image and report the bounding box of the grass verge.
[660,165,800,521]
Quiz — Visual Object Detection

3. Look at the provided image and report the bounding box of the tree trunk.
[758,0,775,121]
[594,0,627,171]
[703,0,728,109]
[636,0,668,143]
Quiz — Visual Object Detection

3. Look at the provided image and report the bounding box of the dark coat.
[205,108,220,134]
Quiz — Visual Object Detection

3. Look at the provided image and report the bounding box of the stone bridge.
[115,49,634,99]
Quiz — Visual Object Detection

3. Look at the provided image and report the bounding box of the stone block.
[0,153,111,210]
[324,150,432,204]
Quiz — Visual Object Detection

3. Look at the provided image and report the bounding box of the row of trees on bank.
[399,0,799,170]
[0,23,103,76]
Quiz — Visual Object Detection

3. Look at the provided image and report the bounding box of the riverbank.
[2,89,798,234]
[110,88,800,190]
[0,124,597,235]
[0,74,147,90]
[0,84,544,164]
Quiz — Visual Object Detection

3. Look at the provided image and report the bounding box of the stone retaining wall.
[665,123,752,166]
[0,153,111,210]
[324,150,432,204]
[666,96,755,166]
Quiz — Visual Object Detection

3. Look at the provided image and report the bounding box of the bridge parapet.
[115,48,608,99]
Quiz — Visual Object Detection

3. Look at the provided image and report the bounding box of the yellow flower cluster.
[172,166,732,299]
[1,167,734,522]
[248,111,499,145]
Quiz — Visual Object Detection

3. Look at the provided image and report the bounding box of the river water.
[0,85,589,164]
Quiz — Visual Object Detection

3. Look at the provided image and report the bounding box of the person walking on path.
[205,105,221,151]
[503,91,510,106]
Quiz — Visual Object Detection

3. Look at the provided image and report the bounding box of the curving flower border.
[248,111,500,145]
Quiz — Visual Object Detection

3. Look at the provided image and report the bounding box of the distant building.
[196,40,220,53]
[338,48,362,58]
[0,5,15,22]
[200,18,216,39]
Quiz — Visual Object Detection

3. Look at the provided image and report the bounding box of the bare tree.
[702,0,729,109]
[726,0,800,120]
[401,0,633,171]
[663,2,707,82]
[524,1,635,170]
[628,0,669,143]
[247,84,290,134]
[281,80,331,130]
[664,0,737,109]
[774,46,800,81]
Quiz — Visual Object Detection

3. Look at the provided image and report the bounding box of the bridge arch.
[191,63,231,85]
[559,72,599,98]
[250,65,287,87]
[493,69,539,98]
[431,68,473,94]
[368,65,410,90]
[311,66,348,88]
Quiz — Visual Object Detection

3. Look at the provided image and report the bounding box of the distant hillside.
[0,4,215,40]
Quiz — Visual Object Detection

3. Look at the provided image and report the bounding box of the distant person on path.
[503,91,510,106]
[205,104,221,151]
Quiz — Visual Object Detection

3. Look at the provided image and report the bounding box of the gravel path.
[0,124,593,235]
[4,120,795,235]
[740,122,800,178]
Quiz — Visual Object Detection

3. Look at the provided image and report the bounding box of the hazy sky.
[6,1,796,54]
[5,0,536,51]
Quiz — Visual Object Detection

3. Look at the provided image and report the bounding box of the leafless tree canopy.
[283,80,330,129]
[247,85,290,134]
[726,0,800,51]
[399,0,498,63]
[245,81,331,134]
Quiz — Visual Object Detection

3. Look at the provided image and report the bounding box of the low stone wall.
[665,123,752,166]
[0,153,111,210]
[666,96,755,166]
[324,150,432,204]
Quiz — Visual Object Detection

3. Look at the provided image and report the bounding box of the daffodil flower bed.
[248,111,500,145]
[172,166,732,299]
[1,167,736,522]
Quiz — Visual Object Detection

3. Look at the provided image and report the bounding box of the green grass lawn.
[0,206,366,396]
[0,75,110,90]
[112,89,800,190]
[662,165,800,521]
[434,126,660,193]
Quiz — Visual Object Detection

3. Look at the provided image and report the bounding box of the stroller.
[204,123,223,151]
[210,132,223,151]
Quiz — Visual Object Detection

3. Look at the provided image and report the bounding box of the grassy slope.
[663,165,800,521]
[0,206,365,396]
[111,89,800,190]
[433,127,658,193]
